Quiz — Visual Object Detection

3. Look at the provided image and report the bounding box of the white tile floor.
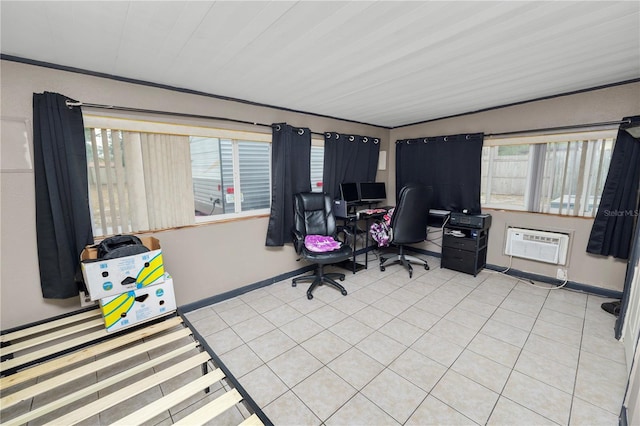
[185,254,628,426]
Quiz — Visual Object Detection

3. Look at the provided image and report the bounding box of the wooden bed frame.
[0,307,270,425]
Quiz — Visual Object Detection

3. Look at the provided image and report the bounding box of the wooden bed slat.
[1,328,192,409]
[173,388,244,426]
[240,413,265,426]
[111,368,226,426]
[1,328,108,373]
[43,351,211,426]
[0,319,182,372]
[1,318,104,356]
[0,316,184,390]
[3,343,201,426]
[1,310,267,426]
[0,309,102,343]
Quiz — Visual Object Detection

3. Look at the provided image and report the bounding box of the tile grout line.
[386,271,492,425]
[319,267,462,425]
[467,271,553,424]
[425,272,504,425]
[196,266,623,426]
[566,297,589,426]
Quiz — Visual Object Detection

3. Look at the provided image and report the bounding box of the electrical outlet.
[79,291,97,307]
[556,268,567,281]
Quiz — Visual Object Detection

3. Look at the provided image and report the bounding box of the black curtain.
[396,133,483,213]
[33,92,94,299]
[322,132,380,200]
[265,123,311,246]
[587,116,640,259]
[615,210,640,338]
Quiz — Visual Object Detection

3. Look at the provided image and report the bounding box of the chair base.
[380,246,429,278]
[292,264,348,300]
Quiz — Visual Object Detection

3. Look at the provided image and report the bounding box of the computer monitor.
[359,182,386,202]
[340,182,360,203]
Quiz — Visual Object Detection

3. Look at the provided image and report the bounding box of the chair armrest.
[292,229,305,254]
[336,226,353,244]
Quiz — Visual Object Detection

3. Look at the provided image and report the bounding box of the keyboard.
[356,208,388,218]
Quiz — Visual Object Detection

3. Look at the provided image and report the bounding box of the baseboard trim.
[178,246,622,314]
[484,264,623,298]
[178,264,315,313]
[619,405,627,426]
[406,246,623,299]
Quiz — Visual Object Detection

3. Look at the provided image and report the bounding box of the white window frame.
[84,115,274,230]
[84,115,327,233]
[310,138,325,192]
[482,129,617,216]
[193,137,273,223]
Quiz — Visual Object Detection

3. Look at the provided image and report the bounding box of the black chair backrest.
[390,184,433,244]
[294,192,337,237]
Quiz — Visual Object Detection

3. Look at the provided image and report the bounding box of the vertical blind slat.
[89,129,108,233]
[111,130,129,232]
[180,135,195,226]
[573,141,589,216]
[123,132,149,232]
[100,129,118,232]
[140,133,153,230]
[592,139,607,218]
[544,143,558,214]
[558,142,571,216]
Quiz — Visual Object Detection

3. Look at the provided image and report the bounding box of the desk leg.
[351,222,357,274]
[337,219,365,274]
[364,218,370,270]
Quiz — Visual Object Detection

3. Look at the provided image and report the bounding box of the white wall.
[0,60,388,329]
[1,58,638,329]
[391,82,640,293]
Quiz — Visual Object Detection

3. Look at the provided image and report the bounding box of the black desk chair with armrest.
[292,192,353,300]
[379,184,433,278]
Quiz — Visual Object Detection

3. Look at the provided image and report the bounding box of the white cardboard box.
[81,236,165,300]
[99,274,176,332]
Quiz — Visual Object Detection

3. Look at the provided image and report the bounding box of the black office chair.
[292,192,353,300]
[379,184,433,278]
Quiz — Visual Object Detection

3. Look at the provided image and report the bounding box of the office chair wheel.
[341,289,348,296]
[380,265,385,272]
[292,282,297,287]
[307,293,313,300]
[425,265,430,270]
[409,270,413,279]
[339,276,345,281]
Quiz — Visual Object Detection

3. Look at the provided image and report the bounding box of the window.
[481,130,616,217]
[310,145,324,192]
[84,116,325,237]
[482,144,533,210]
[191,137,271,218]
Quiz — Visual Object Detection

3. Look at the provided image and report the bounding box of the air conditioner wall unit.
[504,227,570,265]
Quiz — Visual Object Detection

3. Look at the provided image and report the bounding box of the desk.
[336,208,450,273]
[335,210,387,273]
[428,209,451,227]
[356,209,388,270]
[335,214,364,273]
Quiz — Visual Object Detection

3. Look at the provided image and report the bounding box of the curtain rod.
[65,100,327,137]
[485,120,630,138]
[68,101,629,140]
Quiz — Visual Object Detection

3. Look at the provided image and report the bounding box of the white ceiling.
[2,1,639,128]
